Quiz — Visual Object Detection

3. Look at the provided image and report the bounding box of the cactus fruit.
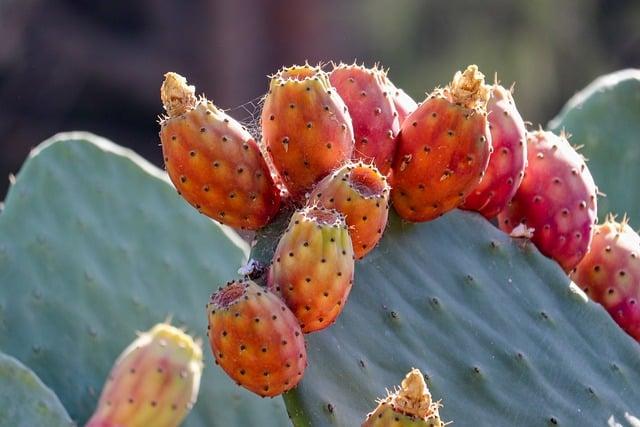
[391,65,492,222]
[571,215,640,341]
[329,64,400,174]
[308,161,390,259]
[386,79,418,124]
[461,83,527,218]
[86,323,203,427]
[159,72,281,230]
[268,206,355,333]
[362,369,444,427]
[261,64,355,201]
[207,279,307,397]
[498,130,598,272]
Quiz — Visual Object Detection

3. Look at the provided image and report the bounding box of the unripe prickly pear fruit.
[261,64,355,201]
[268,206,355,333]
[461,83,527,218]
[362,368,444,427]
[571,215,640,341]
[386,78,418,124]
[308,161,390,259]
[86,323,203,427]
[391,65,492,222]
[330,63,400,174]
[498,130,598,272]
[159,72,281,230]
[207,279,307,397]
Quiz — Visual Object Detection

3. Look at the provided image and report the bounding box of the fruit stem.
[161,72,197,117]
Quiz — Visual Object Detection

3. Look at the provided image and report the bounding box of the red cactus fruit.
[268,206,355,333]
[386,78,418,124]
[207,279,306,397]
[86,323,203,427]
[391,65,492,222]
[461,83,527,218]
[261,64,355,201]
[571,215,640,341]
[308,161,390,259]
[329,63,400,174]
[362,368,444,427]
[159,72,280,230]
[498,130,598,272]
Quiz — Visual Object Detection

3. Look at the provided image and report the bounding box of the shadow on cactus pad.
[0,132,289,426]
[260,211,640,426]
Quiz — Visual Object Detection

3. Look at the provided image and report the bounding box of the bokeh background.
[1,0,639,199]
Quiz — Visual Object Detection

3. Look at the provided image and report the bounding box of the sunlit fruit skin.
[268,206,355,333]
[159,72,280,230]
[461,84,527,218]
[261,64,355,201]
[571,216,640,341]
[386,79,418,125]
[86,323,203,427]
[207,280,306,397]
[498,130,598,272]
[362,369,444,427]
[308,161,390,259]
[391,65,492,222]
[330,64,400,174]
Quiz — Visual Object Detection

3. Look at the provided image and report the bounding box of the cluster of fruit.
[157,61,639,409]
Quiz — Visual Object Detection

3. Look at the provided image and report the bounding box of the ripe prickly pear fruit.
[571,215,640,341]
[207,279,306,397]
[159,72,280,230]
[268,206,355,333]
[261,64,355,201]
[391,65,492,222]
[330,63,400,174]
[386,78,418,124]
[362,368,444,427]
[86,323,203,427]
[461,83,527,218]
[308,161,390,259]
[498,130,598,272]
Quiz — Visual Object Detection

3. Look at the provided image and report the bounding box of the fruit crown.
[300,205,347,229]
[389,368,440,420]
[269,63,332,92]
[209,280,249,310]
[161,72,198,117]
[436,64,490,112]
[137,322,204,364]
[331,61,390,88]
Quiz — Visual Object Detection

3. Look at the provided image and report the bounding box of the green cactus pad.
[0,351,73,427]
[251,211,640,426]
[0,133,289,426]
[549,69,640,221]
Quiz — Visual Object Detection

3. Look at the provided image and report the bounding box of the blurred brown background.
[1,0,639,199]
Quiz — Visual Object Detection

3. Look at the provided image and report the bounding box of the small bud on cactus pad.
[308,161,390,259]
[159,72,280,230]
[498,130,598,272]
[261,64,355,201]
[330,63,400,174]
[571,215,640,341]
[461,83,527,218]
[386,78,418,124]
[207,279,306,397]
[362,368,444,427]
[391,65,492,222]
[268,206,355,333]
[86,323,203,427]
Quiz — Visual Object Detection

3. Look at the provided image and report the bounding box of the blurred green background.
[1,0,638,198]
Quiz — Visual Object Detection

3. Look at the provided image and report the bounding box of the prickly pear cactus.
[549,69,640,220]
[0,351,73,427]
[0,133,289,426]
[250,211,640,426]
